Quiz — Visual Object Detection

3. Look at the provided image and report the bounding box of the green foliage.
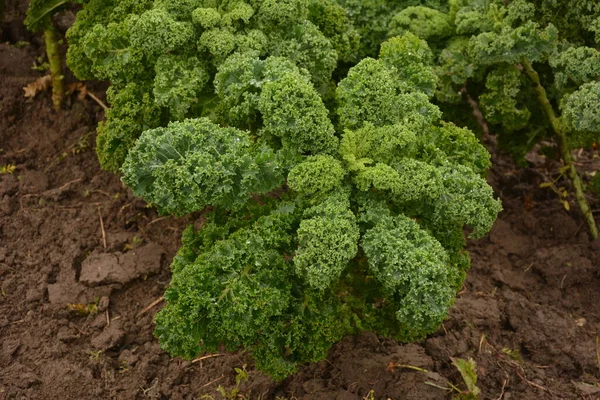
[68,0,344,171]
[334,0,449,59]
[561,82,600,146]
[361,214,455,340]
[468,21,558,66]
[435,37,474,103]
[153,54,210,120]
[295,191,360,290]
[259,72,338,154]
[268,21,338,88]
[331,0,392,59]
[432,163,499,237]
[154,201,356,379]
[122,118,283,216]
[131,8,195,57]
[381,0,600,159]
[214,54,306,128]
[378,0,599,236]
[336,57,403,130]
[451,357,481,399]
[122,35,502,379]
[549,46,600,91]
[25,0,69,32]
[379,34,438,96]
[530,0,600,45]
[308,0,361,62]
[388,6,453,41]
[79,19,147,86]
[287,155,345,195]
[214,52,338,154]
[336,36,441,131]
[71,0,502,380]
[478,64,531,131]
[590,173,600,198]
[96,83,162,172]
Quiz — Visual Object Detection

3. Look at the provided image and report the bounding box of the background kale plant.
[68,0,502,379]
[370,0,600,237]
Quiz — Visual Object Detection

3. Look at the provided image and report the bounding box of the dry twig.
[98,207,107,249]
[478,333,486,353]
[137,296,165,317]
[515,370,549,392]
[495,376,508,400]
[148,217,167,226]
[386,362,429,373]
[19,178,83,212]
[192,353,225,364]
[67,82,109,110]
[200,375,225,389]
[86,91,108,110]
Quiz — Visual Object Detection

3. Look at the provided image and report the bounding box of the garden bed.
[1,5,599,399]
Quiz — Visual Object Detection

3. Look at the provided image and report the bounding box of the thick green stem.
[521,57,598,239]
[44,23,64,112]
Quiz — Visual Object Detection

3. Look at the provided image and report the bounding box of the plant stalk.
[44,22,64,112]
[521,57,598,239]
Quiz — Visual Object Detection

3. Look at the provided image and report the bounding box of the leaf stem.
[521,57,598,239]
[44,22,64,112]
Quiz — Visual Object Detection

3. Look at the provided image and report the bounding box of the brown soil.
[1,7,600,400]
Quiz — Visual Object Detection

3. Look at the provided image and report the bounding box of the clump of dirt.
[1,5,599,400]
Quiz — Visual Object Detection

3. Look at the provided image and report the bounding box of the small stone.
[47,281,113,305]
[118,349,139,366]
[79,253,119,285]
[97,296,110,312]
[105,232,135,250]
[56,326,78,343]
[91,321,125,350]
[80,244,164,286]
[90,313,108,330]
[47,282,84,304]
[25,288,43,302]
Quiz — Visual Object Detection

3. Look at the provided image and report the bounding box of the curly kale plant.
[120,35,501,379]
[332,0,452,60]
[66,0,359,171]
[372,0,600,238]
